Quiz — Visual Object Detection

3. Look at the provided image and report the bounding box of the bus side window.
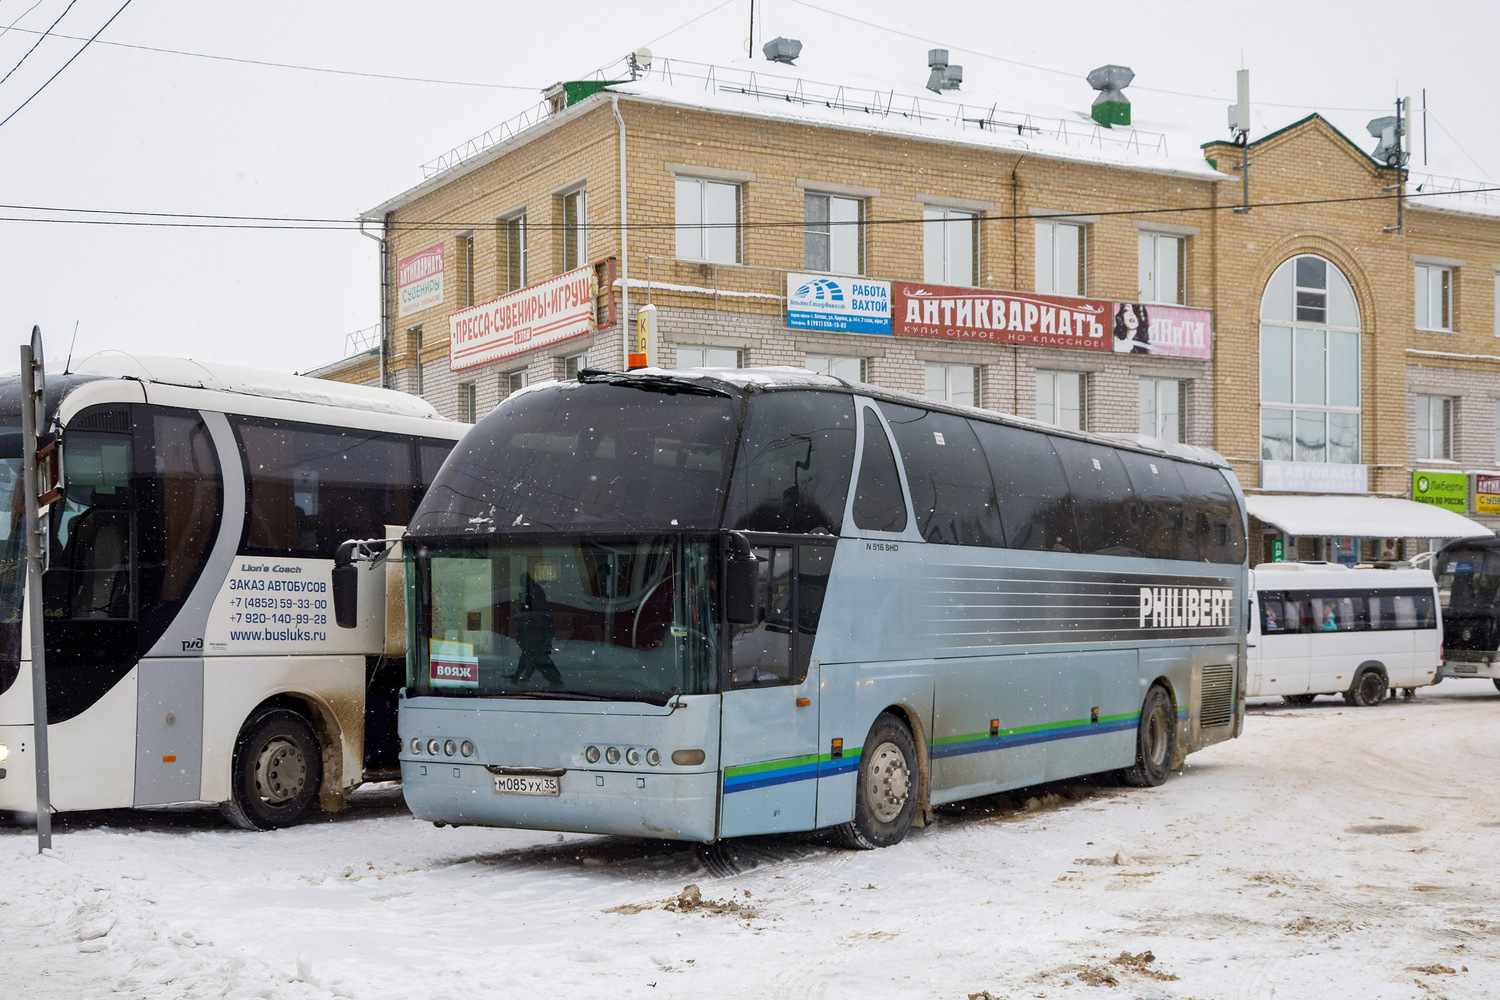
[970,421,1077,552]
[1260,593,1285,633]
[851,409,907,533]
[726,391,856,535]
[793,542,835,683]
[1413,591,1437,628]
[1175,462,1246,564]
[879,403,1002,546]
[1051,438,1141,558]
[1393,595,1417,630]
[51,418,137,621]
[730,546,793,687]
[1119,451,1187,561]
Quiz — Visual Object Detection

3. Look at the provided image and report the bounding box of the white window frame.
[407,325,423,395]
[1139,377,1185,442]
[1138,232,1185,305]
[459,230,475,307]
[504,369,529,398]
[1415,394,1453,460]
[459,382,477,423]
[563,352,588,380]
[676,345,742,369]
[803,192,864,275]
[923,207,977,286]
[500,212,527,292]
[1035,370,1085,431]
[561,189,586,271]
[1035,220,1086,296]
[924,363,979,407]
[676,177,741,264]
[804,354,866,382]
[1415,263,1452,332]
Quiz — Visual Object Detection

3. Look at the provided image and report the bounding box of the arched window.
[1259,255,1361,464]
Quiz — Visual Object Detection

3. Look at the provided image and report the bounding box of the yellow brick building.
[315,55,1500,561]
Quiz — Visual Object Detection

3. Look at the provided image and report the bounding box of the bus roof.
[603,366,1233,471]
[64,353,445,420]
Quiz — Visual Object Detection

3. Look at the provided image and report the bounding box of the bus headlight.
[625,748,641,766]
[0,743,8,762]
[585,746,600,763]
[460,741,475,757]
[646,749,660,766]
[410,738,423,754]
[427,739,441,755]
[443,740,457,757]
[605,747,621,764]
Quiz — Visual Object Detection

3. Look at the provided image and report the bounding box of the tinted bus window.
[234,418,416,558]
[1051,437,1141,557]
[1119,450,1186,561]
[880,403,1001,546]
[969,421,1077,552]
[726,391,855,535]
[1176,462,1246,564]
[852,408,907,533]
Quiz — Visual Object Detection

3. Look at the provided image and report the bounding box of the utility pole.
[21,328,53,852]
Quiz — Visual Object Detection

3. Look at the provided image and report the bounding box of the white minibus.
[1247,563,1441,706]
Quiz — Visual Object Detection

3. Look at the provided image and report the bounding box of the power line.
[643,0,740,48]
[785,0,1391,115]
[1,184,1497,232]
[0,0,48,42]
[0,0,133,130]
[2,24,543,90]
[0,0,83,91]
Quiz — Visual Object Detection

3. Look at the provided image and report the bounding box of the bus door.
[718,539,832,838]
[1255,591,1312,695]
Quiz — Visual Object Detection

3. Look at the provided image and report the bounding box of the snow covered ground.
[4,679,1498,1000]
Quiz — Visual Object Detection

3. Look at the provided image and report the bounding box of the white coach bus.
[1247,563,1442,706]
[0,355,465,828]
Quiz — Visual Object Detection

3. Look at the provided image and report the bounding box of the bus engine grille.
[1199,664,1235,728]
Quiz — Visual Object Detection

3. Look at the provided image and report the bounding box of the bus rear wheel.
[1121,685,1175,787]
[222,709,322,831]
[835,713,918,849]
[1349,669,1388,707]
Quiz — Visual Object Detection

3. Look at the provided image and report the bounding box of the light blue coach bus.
[369,368,1247,848]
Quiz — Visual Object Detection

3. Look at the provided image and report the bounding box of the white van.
[1247,563,1442,706]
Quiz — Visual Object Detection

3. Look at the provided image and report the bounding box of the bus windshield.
[409,380,738,537]
[409,534,718,702]
[0,428,24,695]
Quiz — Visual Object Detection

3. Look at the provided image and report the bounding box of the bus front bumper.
[1442,652,1500,680]
[401,759,719,842]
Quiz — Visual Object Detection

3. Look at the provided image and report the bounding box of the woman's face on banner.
[1123,306,1139,331]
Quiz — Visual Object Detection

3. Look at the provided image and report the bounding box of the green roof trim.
[563,80,628,107]
[1199,112,1385,168]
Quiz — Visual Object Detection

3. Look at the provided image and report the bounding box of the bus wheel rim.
[1146,706,1169,767]
[256,737,307,804]
[865,741,910,823]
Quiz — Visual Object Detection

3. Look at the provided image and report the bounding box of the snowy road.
[4,679,1498,1000]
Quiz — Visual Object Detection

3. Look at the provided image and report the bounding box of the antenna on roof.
[1228,69,1251,213]
[64,320,79,374]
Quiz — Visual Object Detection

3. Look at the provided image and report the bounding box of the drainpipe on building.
[359,215,391,388]
[613,95,630,370]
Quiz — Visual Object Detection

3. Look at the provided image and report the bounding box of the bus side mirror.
[725,534,760,625]
[333,540,359,629]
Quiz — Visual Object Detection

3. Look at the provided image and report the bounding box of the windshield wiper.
[576,369,731,398]
[508,688,684,707]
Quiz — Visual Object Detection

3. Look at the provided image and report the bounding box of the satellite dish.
[635,47,652,70]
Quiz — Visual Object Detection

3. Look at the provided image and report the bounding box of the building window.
[925,363,978,407]
[923,207,976,286]
[1495,400,1500,462]
[1036,370,1084,430]
[501,214,526,292]
[804,193,863,274]
[1416,395,1453,460]
[1138,232,1185,304]
[503,369,528,398]
[1035,220,1085,295]
[1259,254,1362,464]
[676,177,740,263]
[564,352,587,380]
[407,325,423,395]
[459,383,476,423]
[677,346,741,369]
[804,354,865,382]
[1139,377,1184,442]
[458,231,475,307]
[1415,263,1452,331]
[560,189,586,271]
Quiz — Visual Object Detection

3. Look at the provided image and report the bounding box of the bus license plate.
[493,775,560,796]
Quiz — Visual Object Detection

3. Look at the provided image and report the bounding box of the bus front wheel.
[1121,686,1175,788]
[835,713,919,849]
[1348,669,1388,707]
[222,709,323,831]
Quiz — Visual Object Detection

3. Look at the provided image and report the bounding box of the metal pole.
[20,342,52,852]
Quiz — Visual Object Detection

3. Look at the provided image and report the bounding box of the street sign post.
[21,328,53,852]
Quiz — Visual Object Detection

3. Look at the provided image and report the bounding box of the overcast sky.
[2,0,1496,376]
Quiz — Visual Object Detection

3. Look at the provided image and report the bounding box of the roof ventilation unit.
[763,37,802,65]
[1367,115,1405,166]
[926,49,963,93]
[1087,64,1134,127]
